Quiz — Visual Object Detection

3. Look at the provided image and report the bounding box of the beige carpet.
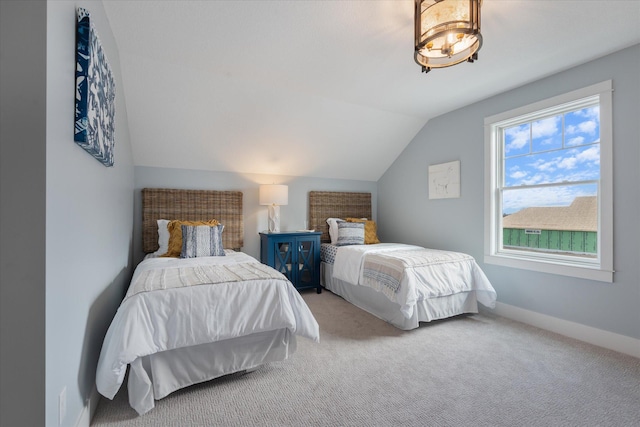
[92,291,640,426]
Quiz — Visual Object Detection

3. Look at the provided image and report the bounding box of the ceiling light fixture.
[414,0,482,73]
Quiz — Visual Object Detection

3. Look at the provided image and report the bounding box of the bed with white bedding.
[309,191,496,330]
[96,188,319,415]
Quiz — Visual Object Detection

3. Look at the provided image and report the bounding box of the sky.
[502,105,600,214]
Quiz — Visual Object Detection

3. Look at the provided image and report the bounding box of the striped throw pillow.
[161,219,220,257]
[180,224,225,258]
[335,222,365,246]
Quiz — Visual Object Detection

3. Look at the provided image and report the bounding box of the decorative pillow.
[346,218,381,244]
[151,219,170,256]
[180,224,225,258]
[326,218,344,245]
[336,221,365,246]
[161,219,220,257]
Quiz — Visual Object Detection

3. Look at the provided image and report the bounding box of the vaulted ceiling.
[103,1,640,181]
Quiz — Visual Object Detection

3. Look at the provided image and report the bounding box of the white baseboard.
[74,400,89,427]
[74,387,100,427]
[489,302,640,358]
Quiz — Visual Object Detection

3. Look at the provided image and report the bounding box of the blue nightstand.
[260,231,322,293]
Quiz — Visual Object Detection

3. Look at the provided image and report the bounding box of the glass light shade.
[414,0,482,73]
[259,184,288,206]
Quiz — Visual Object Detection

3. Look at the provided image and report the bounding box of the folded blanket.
[126,262,285,299]
[333,243,422,285]
[362,248,474,294]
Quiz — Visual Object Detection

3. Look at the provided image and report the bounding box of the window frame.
[484,80,613,283]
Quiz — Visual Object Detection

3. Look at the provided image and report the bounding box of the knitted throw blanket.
[362,249,474,296]
[126,261,286,300]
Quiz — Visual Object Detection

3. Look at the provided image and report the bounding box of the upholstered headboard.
[308,191,372,243]
[142,188,244,252]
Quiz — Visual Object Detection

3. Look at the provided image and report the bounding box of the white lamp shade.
[259,184,288,206]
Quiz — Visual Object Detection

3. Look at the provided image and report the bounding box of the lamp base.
[267,205,280,233]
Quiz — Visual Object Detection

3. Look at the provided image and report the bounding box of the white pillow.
[152,219,170,256]
[326,218,344,245]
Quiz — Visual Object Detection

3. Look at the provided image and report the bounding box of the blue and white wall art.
[74,7,115,167]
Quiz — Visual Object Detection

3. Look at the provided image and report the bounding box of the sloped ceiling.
[103,1,640,181]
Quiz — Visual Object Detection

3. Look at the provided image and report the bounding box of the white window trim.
[484,80,613,283]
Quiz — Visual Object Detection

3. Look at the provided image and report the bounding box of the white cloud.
[556,169,600,182]
[566,136,585,146]
[578,120,597,134]
[510,170,527,179]
[576,146,600,164]
[572,105,599,120]
[532,158,555,172]
[520,174,545,185]
[527,146,599,176]
[532,116,560,138]
[537,137,556,146]
[557,156,578,169]
[566,119,597,136]
[505,124,529,152]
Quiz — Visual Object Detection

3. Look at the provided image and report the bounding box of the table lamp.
[259,184,288,233]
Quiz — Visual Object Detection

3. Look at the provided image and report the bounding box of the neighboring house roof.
[503,196,597,232]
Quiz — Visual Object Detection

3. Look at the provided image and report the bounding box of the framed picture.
[429,160,460,199]
[74,7,115,167]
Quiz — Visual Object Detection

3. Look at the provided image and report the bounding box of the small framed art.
[429,160,460,199]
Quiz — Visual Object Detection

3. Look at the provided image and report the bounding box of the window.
[484,81,613,282]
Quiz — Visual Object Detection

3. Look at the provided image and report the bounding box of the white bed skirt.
[321,263,478,330]
[127,328,296,414]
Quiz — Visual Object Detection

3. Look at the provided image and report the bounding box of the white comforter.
[96,251,320,401]
[333,243,497,317]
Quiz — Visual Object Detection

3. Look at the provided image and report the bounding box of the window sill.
[484,253,613,283]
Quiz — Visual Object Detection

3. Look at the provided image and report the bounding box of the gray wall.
[46,2,135,427]
[135,166,377,263]
[0,1,47,426]
[378,44,640,340]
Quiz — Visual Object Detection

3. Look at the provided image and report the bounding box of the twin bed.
[96,189,319,415]
[309,191,497,330]
[96,188,496,415]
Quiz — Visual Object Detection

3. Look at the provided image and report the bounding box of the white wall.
[378,44,640,342]
[45,2,135,427]
[135,166,377,263]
